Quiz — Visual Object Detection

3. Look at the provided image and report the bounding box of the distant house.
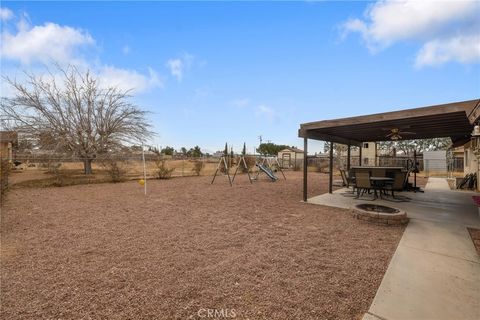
[0,131,18,161]
[278,147,304,168]
[339,141,379,166]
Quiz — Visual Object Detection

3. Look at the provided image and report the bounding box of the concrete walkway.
[308,178,480,320]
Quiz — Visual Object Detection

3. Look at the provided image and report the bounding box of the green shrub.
[155,159,174,179]
[192,160,203,176]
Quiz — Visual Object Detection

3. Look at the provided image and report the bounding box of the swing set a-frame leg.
[275,157,287,180]
[232,156,252,184]
[211,161,221,185]
[223,156,232,186]
[211,156,232,186]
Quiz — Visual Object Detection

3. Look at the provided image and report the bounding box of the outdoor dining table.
[370,177,394,199]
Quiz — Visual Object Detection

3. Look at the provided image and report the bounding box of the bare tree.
[0,65,153,174]
[378,138,451,156]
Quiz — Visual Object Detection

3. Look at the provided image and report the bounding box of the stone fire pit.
[352,203,409,225]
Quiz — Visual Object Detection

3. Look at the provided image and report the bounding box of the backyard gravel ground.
[1,171,405,320]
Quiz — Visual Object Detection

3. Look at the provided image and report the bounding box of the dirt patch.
[467,227,480,256]
[1,172,404,320]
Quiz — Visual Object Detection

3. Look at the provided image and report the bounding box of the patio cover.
[298,99,480,200]
[299,99,480,147]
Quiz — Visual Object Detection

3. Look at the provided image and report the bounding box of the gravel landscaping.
[1,171,405,319]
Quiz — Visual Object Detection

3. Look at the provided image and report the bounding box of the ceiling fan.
[383,127,416,140]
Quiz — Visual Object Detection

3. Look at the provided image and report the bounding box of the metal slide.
[257,164,278,181]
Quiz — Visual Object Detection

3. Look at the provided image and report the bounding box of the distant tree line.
[256,142,296,156]
[151,141,297,158]
[322,138,452,156]
[146,145,204,157]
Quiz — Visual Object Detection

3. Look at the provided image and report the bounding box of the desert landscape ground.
[1,171,408,320]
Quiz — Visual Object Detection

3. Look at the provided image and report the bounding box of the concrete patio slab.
[307,177,480,320]
[401,219,479,263]
[368,242,480,320]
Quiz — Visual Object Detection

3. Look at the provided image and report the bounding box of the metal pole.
[142,143,147,195]
[414,149,418,189]
[347,143,351,171]
[329,141,334,194]
[303,138,308,202]
[359,145,363,167]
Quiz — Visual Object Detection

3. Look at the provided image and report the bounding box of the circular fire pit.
[352,203,408,225]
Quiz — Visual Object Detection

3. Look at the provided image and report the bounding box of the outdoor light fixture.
[471,124,480,156]
[390,133,401,141]
[472,124,480,137]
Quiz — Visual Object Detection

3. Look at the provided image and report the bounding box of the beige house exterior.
[0,131,18,161]
[462,141,480,176]
[278,148,304,168]
[340,141,378,166]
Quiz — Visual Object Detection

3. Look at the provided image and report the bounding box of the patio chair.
[340,169,356,195]
[384,171,406,198]
[354,171,374,200]
[340,169,350,188]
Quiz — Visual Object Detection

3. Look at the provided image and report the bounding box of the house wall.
[360,142,377,166]
[463,142,479,175]
[0,142,13,160]
[347,142,377,166]
[461,141,480,192]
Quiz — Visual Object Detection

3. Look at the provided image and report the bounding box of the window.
[465,150,469,165]
[363,143,369,149]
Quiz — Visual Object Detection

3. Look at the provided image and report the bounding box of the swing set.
[211,153,286,186]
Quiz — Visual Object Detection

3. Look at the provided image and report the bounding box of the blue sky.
[1,1,479,154]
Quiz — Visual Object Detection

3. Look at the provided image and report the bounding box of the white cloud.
[0,7,13,21]
[0,8,163,95]
[1,21,94,64]
[416,34,480,67]
[342,0,480,66]
[166,52,194,82]
[166,58,183,81]
[255,105,276,123]
[98,66,163,94]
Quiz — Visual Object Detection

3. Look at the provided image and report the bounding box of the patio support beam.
[359,145,363,166]
[303,138,308,202]
[347,143,351,171]
[329,141,334,194]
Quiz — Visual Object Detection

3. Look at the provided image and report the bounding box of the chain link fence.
[5,152,465,188]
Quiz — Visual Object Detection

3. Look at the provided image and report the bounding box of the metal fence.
[303,155,464,177]
[10,153,270,181]
[8,152,465,185]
